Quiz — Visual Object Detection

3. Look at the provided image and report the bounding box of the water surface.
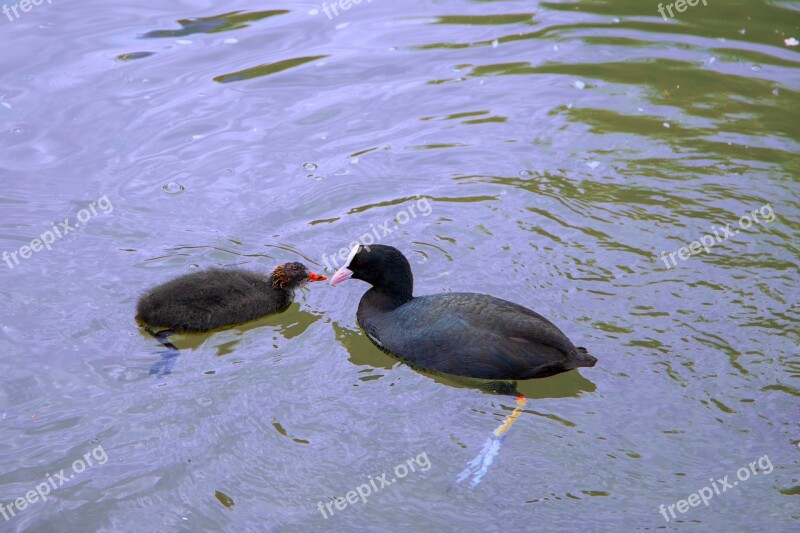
[0,0,798,531]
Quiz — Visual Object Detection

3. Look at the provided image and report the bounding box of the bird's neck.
[370,264,413,308]
[362,287,412,312]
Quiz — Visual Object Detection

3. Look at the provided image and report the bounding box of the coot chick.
[329,245,596,380]
[137,262,326,333]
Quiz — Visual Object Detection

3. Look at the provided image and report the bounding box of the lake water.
[0,0,798,531]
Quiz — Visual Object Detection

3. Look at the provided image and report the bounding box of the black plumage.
[330,245,596,380]
[137,262,325,333]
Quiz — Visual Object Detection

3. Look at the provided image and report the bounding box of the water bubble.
[574,80,586,90]
[163,182,185,194]
[12,127,22,133]
[303,162,318,171]
[491,39,499,48]
[223,38,238,44]
[225,168,234,175]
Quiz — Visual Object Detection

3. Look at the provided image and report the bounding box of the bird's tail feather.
[568,346,597,369]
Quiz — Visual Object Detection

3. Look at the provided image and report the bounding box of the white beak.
[329,266,353,286]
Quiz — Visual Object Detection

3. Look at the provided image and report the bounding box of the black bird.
[137,262,327,333]
[138,262,326,376]
[329,245,595,380]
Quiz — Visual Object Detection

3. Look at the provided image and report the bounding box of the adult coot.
[137,262,326,333]
[329,245,596,380]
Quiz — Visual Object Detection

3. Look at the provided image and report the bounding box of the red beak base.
[308,272,327,282]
